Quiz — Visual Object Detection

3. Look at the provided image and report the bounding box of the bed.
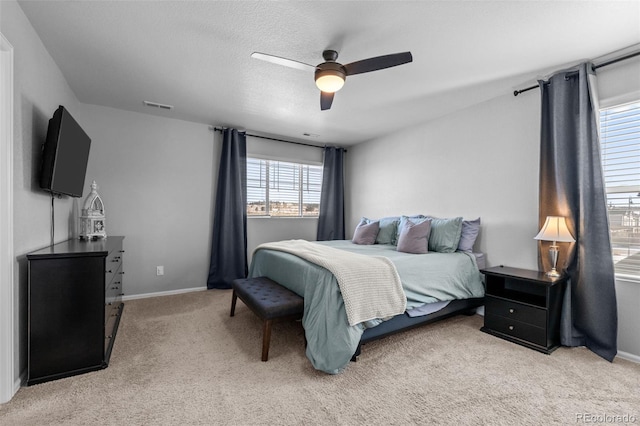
[249,217,485,374]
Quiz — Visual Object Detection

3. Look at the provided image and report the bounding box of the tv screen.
[39,106,91,198]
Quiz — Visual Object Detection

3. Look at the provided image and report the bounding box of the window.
[247,157,322,217]
[600,100,640,279]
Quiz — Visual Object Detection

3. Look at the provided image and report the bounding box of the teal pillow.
[428,216,464,253]
[376,217,400,245]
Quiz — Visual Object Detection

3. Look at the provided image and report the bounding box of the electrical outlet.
[156,265,164,276]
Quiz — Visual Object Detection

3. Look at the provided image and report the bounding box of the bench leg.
[262,319,272,362]
[230,290,238,317]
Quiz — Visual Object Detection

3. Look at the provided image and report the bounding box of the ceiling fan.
[251,49,413,110]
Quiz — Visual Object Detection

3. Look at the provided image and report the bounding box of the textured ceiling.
[17,1,640,146]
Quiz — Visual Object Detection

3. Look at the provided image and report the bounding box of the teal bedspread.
[249,240,484,374]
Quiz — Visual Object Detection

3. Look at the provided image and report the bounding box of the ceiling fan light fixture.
[315,69,345,93]
[252,49,412,110]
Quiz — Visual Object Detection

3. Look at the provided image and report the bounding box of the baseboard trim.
[122,286,208,301]
[616,350,640,364]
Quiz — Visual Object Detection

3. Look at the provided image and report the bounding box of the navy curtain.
[538,63,617,361]
[207,129,248,289]
[317,146,345,241]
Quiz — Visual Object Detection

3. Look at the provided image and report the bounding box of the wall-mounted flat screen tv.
[39,105,91,198]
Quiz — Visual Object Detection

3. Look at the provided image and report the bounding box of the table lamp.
[534,216,575,277]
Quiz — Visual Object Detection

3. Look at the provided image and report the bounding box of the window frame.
[246,156,322,218]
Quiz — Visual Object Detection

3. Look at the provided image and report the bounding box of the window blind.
[247,158,268,215]
[302,164,322,216]
[246,157,322,217]
[600,101,640,279]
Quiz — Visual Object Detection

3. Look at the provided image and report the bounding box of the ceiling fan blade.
[320,91,334,110]
[250,52,316,72]
[344,52,413,76]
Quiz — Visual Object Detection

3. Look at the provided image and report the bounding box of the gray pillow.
[396,215,427,245]
[397,218,432,254]
[428,216,463,253]
[376,216,400,245]
[457,218,481,252]
[352,220,380,245]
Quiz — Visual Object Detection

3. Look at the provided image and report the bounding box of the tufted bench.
[230,276,304,361]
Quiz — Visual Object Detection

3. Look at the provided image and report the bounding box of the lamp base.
[546,268,561,278]
[546,244,561,278]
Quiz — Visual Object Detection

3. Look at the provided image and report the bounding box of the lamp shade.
[534,216,575,243]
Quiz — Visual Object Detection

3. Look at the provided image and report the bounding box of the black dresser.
[27,236,125,385]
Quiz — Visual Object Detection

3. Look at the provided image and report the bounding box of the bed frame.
[351,296,485,361]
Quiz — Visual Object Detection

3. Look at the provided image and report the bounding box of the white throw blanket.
[256,240,407,326]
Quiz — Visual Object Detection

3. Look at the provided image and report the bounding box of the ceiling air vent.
[143,101,174,110]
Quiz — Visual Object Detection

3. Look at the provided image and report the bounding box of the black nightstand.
[480,266,567,354]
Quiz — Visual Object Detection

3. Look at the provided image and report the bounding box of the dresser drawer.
[485,296,546,328]
[105,274,122,302]
[105,253,122,284]
[484,314,547,347]
[104,301,119,323]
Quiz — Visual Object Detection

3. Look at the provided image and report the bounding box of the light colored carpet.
[1,290,638,425]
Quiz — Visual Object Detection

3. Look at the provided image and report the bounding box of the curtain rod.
[513,50,640,97]
[212,127,347,151]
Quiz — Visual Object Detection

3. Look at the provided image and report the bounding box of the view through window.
[247,157,322,217]
[600,100,640,279]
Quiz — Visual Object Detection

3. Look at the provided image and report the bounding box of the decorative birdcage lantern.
[79,180,106,240]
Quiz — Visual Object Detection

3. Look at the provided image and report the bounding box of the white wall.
[346,91,540,269]
[247,217,318,263]
[79,104,216,297]
[615,278,640,360]
[346,56,640,359]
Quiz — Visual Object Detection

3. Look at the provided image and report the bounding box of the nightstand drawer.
[484,314,547,347]
[485,296,546,328]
